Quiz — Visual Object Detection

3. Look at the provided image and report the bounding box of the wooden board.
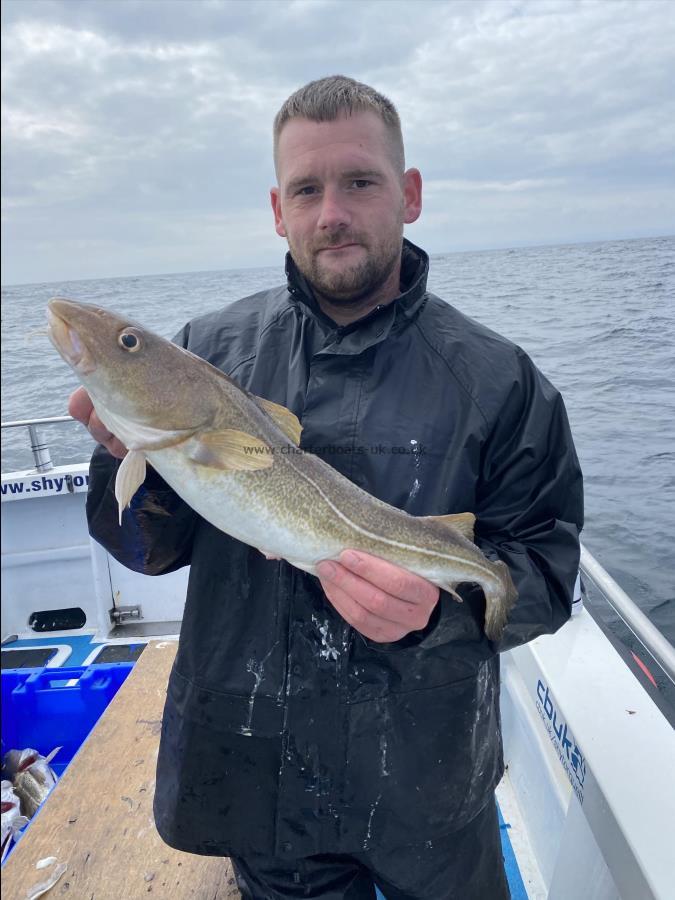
[2,641,241,899]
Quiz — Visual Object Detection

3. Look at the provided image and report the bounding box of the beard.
[289,228,403,306]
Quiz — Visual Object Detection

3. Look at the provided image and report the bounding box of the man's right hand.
[68,386,128,459]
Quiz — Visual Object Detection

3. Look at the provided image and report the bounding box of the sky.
[2,0,674,285]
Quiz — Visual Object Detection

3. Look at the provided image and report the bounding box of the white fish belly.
[146,448,501,598]
[146,448,342,571]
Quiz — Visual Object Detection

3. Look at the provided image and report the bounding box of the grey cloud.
[349,0,671,192]
[2,0,674,284]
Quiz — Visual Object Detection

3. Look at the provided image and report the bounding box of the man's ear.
[270,187,287,237]
[402,168,422,225]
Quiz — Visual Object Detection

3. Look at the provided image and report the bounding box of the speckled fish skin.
[47,297,517,639]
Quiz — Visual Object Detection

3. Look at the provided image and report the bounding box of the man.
[71,76,583,899]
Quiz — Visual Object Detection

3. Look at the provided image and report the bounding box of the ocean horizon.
[2,234,673,670]
[3,231,672,289]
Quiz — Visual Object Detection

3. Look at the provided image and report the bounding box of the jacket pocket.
[168,665,284,738]
[153,666,283,857]
[339,658,503,849]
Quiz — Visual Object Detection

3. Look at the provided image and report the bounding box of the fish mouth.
[47,299,97,376]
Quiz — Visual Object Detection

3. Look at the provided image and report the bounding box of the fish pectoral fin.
[424,511,476,542]
[256,397,303,446]
[114,450,147,524]
[188,429,274,471]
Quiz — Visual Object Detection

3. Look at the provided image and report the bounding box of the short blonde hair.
[273,75,405,173]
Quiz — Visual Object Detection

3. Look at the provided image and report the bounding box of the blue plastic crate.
[1,663,134,775]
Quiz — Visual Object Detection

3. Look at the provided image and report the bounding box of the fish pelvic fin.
[115,450,147,525]
[188,429,274,471]
[444,585,464,604]
[256,397,303,446]
[424,511,476,542]
[483,560,518,641]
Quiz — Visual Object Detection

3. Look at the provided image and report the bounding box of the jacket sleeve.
[85,322,199,575]
[476,349,583,651]
[87,445,198,575]
[415,348,583,653]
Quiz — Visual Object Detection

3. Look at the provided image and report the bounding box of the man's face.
[271,112,421,305]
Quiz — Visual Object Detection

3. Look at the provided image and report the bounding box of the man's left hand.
[317,550,440,643]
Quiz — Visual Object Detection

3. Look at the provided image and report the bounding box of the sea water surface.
[2,235,674,655]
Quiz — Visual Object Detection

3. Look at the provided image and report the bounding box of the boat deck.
[2,641,239,899]
[2,638,536,898]
[496,773,544,899]
[2,633,161,668]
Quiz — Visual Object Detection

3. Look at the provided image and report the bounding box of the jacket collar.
[284,239,429,355]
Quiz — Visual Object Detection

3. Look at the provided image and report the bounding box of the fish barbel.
[47,298,517,639]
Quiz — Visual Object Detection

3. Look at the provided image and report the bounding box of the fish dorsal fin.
[424,511,476,542]
[188,429,274,471]
[115,450,147,524]
[256,396,303,446]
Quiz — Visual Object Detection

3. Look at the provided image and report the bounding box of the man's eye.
[352,180,373,189]
[296,186,317,196]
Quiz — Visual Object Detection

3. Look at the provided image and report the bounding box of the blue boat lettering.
[1,474,89,497]
[536,679,586,802]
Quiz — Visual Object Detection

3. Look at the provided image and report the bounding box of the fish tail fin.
[483,561,518,641]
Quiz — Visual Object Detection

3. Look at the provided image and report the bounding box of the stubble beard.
[290,229,404,307]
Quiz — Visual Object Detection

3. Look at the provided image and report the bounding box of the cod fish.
[47,298,517,639]
[3,747,59,819]
[1,780,29,862]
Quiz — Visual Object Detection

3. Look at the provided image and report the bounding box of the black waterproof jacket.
[86,240,583,859]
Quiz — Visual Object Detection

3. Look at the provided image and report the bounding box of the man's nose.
[316,188,351,230]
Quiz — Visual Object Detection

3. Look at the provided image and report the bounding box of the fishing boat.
[2,417,674,899]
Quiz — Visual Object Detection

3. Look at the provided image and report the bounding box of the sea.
[2,234,674,673]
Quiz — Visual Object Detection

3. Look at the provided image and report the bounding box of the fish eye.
[118,329,142,352]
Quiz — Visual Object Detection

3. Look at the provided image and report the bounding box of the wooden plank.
[2,641,241,899]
